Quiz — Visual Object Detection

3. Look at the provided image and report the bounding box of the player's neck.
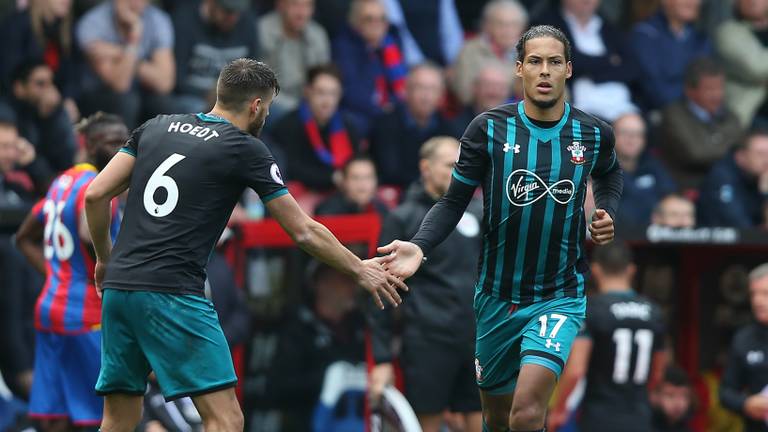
[208,105,248,132]
[600,282,633,293]
[522,98,565,122]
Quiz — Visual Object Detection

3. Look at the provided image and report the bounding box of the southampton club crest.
[567,141,586,165]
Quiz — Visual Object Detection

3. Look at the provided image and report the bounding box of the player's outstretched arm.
[85,152,135,293]
[378,175,476,279]
[15,209,46,275]
[265,193,408,309]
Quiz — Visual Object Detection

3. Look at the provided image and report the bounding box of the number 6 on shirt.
[143,153,186,217]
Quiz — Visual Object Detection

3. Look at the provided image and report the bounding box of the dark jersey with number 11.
[104,113,287,296]
[578,291,665,432]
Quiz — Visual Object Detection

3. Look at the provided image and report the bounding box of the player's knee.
[203,406,244,432]
[483,407,510,432]
[99,416,141,432]
[509,401,546,428]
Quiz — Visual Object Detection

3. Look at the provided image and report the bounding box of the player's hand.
[376,240,423,279]
[368,362,394,405]
[744,394,768,420]
[547,408,569,431]
[94,259,107,298]
[356,258,408,309]
[589,209,614,245]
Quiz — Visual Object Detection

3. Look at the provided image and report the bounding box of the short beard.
[248,119,265,137]
[530,96,558,109]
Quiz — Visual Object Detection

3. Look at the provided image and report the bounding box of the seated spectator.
[651,194,696,229]
[630,0,711,111]
[314,0,353,39]
[698,128,768,228]
[332,0,406,133]
[651,366,695,432]
[451,0,527,105]
[381,0,463,67]
[315,156,388,216]
[370,63,454,188]
[454,60,514,133]
[0,115,36,207]
[660,57,742,190]
[10,60,76,190]
[259,0,330,117]
[719,263,768,432]
[534,0,639,121]
[269,64,362,191]
[266,262,366,432]
[173,0,259,114]
[715,0,768,126]
[613,113,677,228]
[205,251,251,347]
[76,0,175,128]
[0,0,81,122]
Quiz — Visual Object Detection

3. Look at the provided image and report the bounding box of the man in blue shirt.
[630,0,711,111]
[698,127,768,227]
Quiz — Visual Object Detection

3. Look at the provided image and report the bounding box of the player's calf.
[193,387,244,432]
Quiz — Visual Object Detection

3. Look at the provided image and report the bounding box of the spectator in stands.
[651,366,695,432]
[451,0,527,105]
[382,0,463,67]
[370,137,482,432]
[259,0,330,118]
[715,0,768,127]
[698,128,768,228]
[76,0,175,128]
[533,0,639,121]
[0,0,81,122]
[629,0,711,111]
[0,114,36,207]
[315,156,388,216]
[173,0,259,114]
[313,0,351,39]
[720,263,768,432]
[205,251,251,347]
[0,236,40,400]
[332,0,406,133]
[651,194,696,229]
[454,60,514,133]
[369,63,454,188]
[269,64,362,191]
[266,262,366,432]
[10,60,76,190]
[660,57,742,190]
[613,112,677,228]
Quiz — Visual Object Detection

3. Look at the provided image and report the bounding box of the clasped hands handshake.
[357,240,425,309]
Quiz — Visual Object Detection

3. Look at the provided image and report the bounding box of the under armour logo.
[545,339,561,352]
[503,142,520,153]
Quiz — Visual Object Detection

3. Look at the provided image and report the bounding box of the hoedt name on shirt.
[167,122,220,141]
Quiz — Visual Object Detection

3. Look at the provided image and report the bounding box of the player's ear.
[566,61,573,79]
[627,263,637,280]
[250,97,262,115]
[591,263,603,281]
[515,61,523,78]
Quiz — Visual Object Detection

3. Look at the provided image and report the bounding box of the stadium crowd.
[1,0,768,431]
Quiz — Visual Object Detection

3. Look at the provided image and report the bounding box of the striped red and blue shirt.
[33,164,120,334]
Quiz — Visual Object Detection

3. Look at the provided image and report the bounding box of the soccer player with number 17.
[378,26,623,432]
[84,59,407,432]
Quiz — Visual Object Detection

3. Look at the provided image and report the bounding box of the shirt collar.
[562,10,602,35]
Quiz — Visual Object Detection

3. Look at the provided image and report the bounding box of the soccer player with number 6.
[15,113,127,430]
[84,58,407,432]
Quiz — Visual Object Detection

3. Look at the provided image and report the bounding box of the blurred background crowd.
[2,0,768,431]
